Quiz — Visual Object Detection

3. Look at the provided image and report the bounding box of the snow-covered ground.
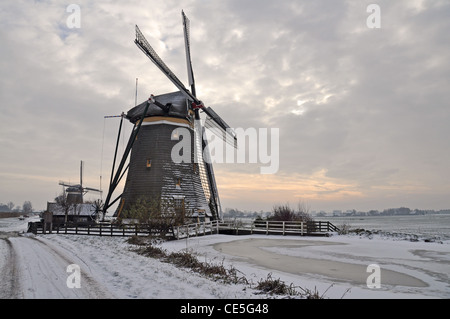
[1,217,449,299]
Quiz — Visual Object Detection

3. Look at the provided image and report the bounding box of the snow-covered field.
[1,216,449,299]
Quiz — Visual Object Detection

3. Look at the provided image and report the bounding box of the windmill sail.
[136,24,237,147]
[135,25,198,104]
[203,107,237,148]
[201,127,222,219]
[182,10,195,95]
[182,11,222,218]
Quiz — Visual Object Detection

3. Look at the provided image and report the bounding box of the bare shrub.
[120,196,192,239]
[337,223,352,235]
[126,235,147,246]
[268,201,313,222]
[255,273,327,298]
[255,273,300,296]
[165,251,248,284]
[133,243,247,284]
[166,251,203,269]
[135,244,167,259]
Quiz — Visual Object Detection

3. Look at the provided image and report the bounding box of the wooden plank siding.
[118,123,210,217]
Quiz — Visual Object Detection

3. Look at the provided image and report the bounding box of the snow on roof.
[47,203,97,216]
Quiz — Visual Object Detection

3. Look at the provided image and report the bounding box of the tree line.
[0,201,33,214]
[224,202,314,222]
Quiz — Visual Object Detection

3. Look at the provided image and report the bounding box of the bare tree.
[7,201,14,211]
[22,201,33,214]
[55,192,71,224]
[297,201,313,222]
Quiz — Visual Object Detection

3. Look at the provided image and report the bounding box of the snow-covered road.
[6,235,116,298]
[0,233,20,298]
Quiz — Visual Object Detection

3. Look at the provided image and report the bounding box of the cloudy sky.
[1,0,449,213]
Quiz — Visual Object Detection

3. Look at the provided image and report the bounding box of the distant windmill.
[102,10,237,221]
[59,160,102,204]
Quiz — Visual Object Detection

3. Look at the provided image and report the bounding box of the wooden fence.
[220,220,339,236]
[27,221,221,239]
[28,220,339,239]
[174,221,220,239]
[29,222,155,237]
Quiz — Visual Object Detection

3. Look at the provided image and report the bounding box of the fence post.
[266,221,269,235]
[301,222,304,236]
[99,224,102,236]
[283,221,285,236]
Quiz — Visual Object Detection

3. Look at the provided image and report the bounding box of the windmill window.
[146,159,152,168]
[193,163,198,174]
[176,178,181,189]
[197,209,206,217]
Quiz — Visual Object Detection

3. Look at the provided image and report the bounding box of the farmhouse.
[46,202,98,225]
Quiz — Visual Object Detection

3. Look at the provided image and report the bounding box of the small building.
[46,202,98,225]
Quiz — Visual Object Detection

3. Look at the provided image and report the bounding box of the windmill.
[102,11,236,221]
[59,160,102,204]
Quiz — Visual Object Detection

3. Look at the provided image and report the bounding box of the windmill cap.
[66,185,82,192]
[127,91,190,123]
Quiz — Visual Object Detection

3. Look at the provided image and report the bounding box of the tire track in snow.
[0,236,21,299]
[9,236,117,298]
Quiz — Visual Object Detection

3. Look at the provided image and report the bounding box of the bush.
[267,202,313,222]
[120,196,193,239]
[126,235,147,246]
[121,196,191,225]
[132,242,248,284]
[255,273,327,298]
[134,243,167,259]
[166,251,203,269]
[337,223,352,235]
[255,273,302,296]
